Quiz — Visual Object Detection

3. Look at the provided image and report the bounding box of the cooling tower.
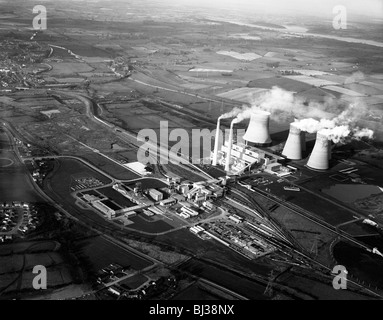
[212,116,222,166]
[224,119,238,172]
[282,123,305,160]
[243,110,272,146]
[307,132,330,171]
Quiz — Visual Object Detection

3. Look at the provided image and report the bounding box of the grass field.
[247,76,313,91]
[171,281,221,300]
[0,241,59,255]
[284,75,339,87]
[80,152,140,180]
[216,87,269,103]
[51,159,112,197]
[77,236,153,271]
[216,51,262,61]
[119,274,148,289]
[127,215,174,234]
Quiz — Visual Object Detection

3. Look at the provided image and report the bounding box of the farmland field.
[283,75,339,87]
[216,51,262,61]
[76,236,153,271]
[49,158,112,197]
[127,215,174,234]
[322,85,366,96]
[80,152,140,180]
[119,274,148,289]
[216,87,269,103]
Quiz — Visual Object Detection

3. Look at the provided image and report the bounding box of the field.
[50,158,111,196]
[80,152,140,180]
[119,274,149,289]
[0,150,43,203]
[49,62,93,76]
[216,87,269,103]
[127,215,174,234]
[0,240,73,296]
[333,239,383,290]
[171,281,222,300]
[216,51,262,61]
[0,241,59,255]
[76,236,153,271]
[283,75,339,87]
[322,86,366,97]
[178,259,268,300]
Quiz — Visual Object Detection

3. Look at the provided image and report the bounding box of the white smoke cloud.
[352,127,374,140]
[220,86,374,144]
[221,86,336,122]
[319,126,351,144]
[294,103,374,143]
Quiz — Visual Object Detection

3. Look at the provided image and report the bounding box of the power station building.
[211,110,283,174]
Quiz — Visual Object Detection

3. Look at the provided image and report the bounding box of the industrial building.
[124,211,137,218]
[177,211,190,219]
[160,198,177,206]
[148,188,163,201]
[203,201,214,211]
[184,180,224,205]
[229,214,243,224]
[91,200,116,219]
[181,206,199,217]
[211,111,283,174]
[113,183,153,206]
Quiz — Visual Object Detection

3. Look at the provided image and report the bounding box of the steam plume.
[220,86,374,144]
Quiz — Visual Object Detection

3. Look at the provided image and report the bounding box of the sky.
[172,0,383,19]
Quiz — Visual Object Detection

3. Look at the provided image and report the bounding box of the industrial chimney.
[306,131,330,170]
[243,110,272,146]
[282,123,305,160]
[224,118,238,172]
[212,116,222,166]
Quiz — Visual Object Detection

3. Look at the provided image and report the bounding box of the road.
[50,89,213,181]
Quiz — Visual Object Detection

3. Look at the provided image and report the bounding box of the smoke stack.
[282,123,305,160]
[243,110,272,146]
[224,119,238,172]
[307,132,330,170]
[212,116,222,166]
